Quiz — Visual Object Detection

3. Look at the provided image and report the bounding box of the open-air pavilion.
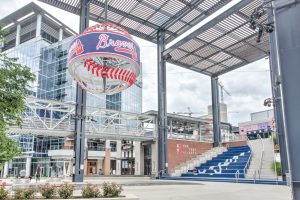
[37,0,300,199]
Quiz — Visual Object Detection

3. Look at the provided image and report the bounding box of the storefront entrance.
[87,160,97,175]
[144,159,152,175]
[143,144,152,175]
[121,159,135,175]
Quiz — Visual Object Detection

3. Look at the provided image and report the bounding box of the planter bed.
[45,194,139,200]
[4,194,139,200]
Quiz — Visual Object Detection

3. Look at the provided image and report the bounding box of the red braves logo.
[69,39,84,58]
[96,34,137,61]
[96,34,109,49]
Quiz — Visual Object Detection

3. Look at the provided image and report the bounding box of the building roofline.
[0,2,77,35]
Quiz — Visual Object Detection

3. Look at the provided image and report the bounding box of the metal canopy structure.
[38,0,269,76]
[38,0,231,44]
[165,0,268,76]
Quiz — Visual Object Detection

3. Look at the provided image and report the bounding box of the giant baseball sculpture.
[67,22,140,94]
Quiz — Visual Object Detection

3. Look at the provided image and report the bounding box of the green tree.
[0,134,22,165]
[0,26,35,166]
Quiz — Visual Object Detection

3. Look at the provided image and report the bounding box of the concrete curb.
[44,194,139,200]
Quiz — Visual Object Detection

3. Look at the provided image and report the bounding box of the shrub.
[0,186,8,200]
[271,133,277,145]
[81,184,100,198]
[58,183,74,199]
[102,182,122,198]
[14,189,23,200]
[272,162,282,176]
[14,187,35,199]
[40,183,56,199]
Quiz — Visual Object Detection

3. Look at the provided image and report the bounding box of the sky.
[0,0,272,126]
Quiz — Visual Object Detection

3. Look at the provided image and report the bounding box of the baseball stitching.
[83,58,136,86]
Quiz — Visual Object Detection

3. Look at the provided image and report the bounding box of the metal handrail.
[244,137,252,176]
[270,134,279,183]
[253,170,257,184]
[257,134,264,179]
[235,170,240,183]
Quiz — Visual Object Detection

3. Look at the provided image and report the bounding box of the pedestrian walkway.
[0,176,290,200]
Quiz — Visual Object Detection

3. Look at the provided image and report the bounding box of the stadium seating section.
[181,146,251,179]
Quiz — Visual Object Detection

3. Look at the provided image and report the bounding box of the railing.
[223,134,248,142]
[235,170,240,183]
[244,137,252,176]
[168,132,213,142]
[168,133,248,143]
[87,146,106,151]
[253,170,257,184]
[270,134,279,183]
[257,134,264,179]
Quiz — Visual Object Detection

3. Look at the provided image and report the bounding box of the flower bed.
[0,182,139,200]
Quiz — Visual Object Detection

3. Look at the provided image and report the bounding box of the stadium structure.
[0,1,300,199]
[0,2,238,179]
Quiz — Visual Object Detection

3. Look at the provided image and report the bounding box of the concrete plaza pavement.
[85,177,292,200]
[124,181,291,200]
[1,176,291,200]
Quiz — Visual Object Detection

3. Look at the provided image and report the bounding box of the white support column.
[67,160,73,176]
[134,141,144,175]
[16,24,21,46]
[3,162,9,178]
[116,140,122,175]
[151,141,158,176]
[170,119,173,137]
[59,28,63,41]
[36,14,42,38]
[104,140,111,175]
[25,157,32,177]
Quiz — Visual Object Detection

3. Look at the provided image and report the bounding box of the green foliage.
[0,186,8,200]
[272,162,282,176]
[14,187,35,199]
[0,52,36,131]
[58,184,74,199]
[14,189,23,200]
[0,24,35,166]
[271,133,277,145]
[40,183,56,199]
[0,24,7,45]
[81,184,101,198]
[0,134,21,166]
[101,182,123,198]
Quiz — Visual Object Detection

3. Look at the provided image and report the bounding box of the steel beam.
[164,0,232,43]
[211,76,221,147]
[157,30,168,176]
[267,4,288,181]
[163,0,252,57]
[73,0,90,183]
[274,1,300,199]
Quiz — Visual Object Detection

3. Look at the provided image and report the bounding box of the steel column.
[157,30,168,176]
[16,24,21,46]
[274,1,300,199]
[73,0,90,182]
[268,5,288,181]
[211,76,221,147]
